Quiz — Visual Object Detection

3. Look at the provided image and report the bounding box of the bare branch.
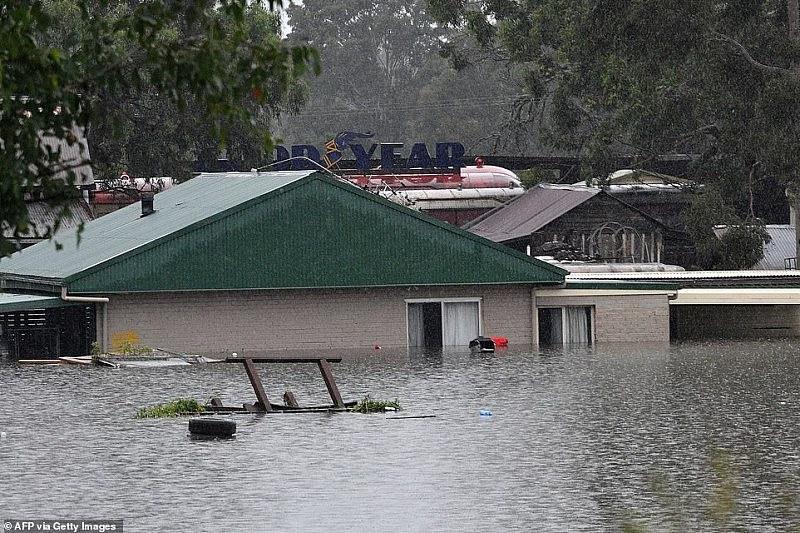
[710,31,797,79]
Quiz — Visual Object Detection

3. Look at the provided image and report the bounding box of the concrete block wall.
[101,284,535,355]
[535,293,671,343]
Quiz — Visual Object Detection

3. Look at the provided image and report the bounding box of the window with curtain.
[407,303,424,347]
[538,306,593,345]
[442,301,480,346]
[407,299,481,348]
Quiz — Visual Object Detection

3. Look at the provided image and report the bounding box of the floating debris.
[188,417,236,439]
[136,398,205,419]
[351,395,402,414]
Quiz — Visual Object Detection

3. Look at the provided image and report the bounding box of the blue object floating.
[479,410,493,416]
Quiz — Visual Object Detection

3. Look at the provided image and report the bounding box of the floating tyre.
[188,417,236,438]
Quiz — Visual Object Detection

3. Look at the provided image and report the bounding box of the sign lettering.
[274,136,465,171]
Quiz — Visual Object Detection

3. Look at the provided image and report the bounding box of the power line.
[285,94,541,119]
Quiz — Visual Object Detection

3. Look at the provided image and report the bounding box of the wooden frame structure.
[207,356,353,414]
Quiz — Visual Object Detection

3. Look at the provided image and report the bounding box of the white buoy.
[1,432,6,439]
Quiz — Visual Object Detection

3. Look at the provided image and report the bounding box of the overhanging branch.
[710,31,797,79]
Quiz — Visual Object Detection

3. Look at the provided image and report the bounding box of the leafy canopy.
[0,0,320,256]
[280,0,533,155]
[429,0,798,268]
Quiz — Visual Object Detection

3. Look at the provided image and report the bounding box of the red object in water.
[489,337,508,348]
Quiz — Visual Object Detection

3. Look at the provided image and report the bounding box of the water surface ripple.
[1,340,799,532]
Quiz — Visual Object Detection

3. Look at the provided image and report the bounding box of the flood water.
[1,340,799,532]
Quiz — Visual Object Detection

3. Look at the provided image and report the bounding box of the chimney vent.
[140,193,155,217]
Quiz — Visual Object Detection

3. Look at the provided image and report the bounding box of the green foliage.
[136,397,205,418]
[115,341,154,356]
[715,224,771,270]
[279,0,530,155]
[350,395,402,413]
[683,186,771,269]
[518,167,556,189]
[0,0,319,256]
[428,0,800,224]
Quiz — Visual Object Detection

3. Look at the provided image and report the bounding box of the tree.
[428,0,799,267]
[683,184,771,269]
[0,0,319,256]
[281,0,445,145]
[279,0,531,156]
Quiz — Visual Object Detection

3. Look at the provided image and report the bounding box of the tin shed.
[465,183,687,264]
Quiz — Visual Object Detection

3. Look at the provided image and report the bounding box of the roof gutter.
[61,286,109,303]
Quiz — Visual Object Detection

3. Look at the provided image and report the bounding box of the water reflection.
[0,340,798,531]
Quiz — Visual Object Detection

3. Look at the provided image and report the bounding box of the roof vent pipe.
[141,193,155,217]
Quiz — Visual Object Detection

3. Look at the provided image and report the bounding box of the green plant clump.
[118,340,155,356]
[136,398,205,419]
[350,395,402,414]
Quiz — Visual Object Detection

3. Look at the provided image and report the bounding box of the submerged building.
[0,171,676,358]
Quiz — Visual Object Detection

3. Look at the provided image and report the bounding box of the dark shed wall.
[671,304,800,339]
[519,195,665,262]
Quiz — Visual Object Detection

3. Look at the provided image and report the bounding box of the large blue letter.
[435,142,465,168]
[380,143,404,169]
[291,145,321,170]
[274,146,291,170]
[349,143,379,169]
[407,143,432,169]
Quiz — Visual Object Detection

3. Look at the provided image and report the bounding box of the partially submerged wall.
[671,304,800,340]
[100,284,536,355]
[535,291,672,343]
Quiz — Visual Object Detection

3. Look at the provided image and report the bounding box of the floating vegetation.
[350,395,402,414]
[136,398,205,419]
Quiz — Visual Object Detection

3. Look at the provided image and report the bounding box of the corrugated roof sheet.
[712,224,797,270]
[753,225,796,270]
[464,183,600,242]
[567,270,800,280]
[0,292,74,312]
[0,171,566,293]
[40,125,94,185]
[0,171,307,282]
[567,268,800,288]
[3,199,94,243]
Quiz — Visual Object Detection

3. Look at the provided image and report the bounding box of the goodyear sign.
[275,132,465,170]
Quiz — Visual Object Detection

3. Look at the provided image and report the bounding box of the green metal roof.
[0,171,566,293]
[0,292,77,313]
[564,279,679,291]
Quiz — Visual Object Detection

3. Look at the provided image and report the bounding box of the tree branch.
[710,31,797,79]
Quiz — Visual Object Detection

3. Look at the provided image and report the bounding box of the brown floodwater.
[1,340,798,532]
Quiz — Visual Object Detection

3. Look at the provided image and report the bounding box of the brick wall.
[535,292,671,343]
[101,285,535,356]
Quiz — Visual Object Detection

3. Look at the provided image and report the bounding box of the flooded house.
[0,171,676,358]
